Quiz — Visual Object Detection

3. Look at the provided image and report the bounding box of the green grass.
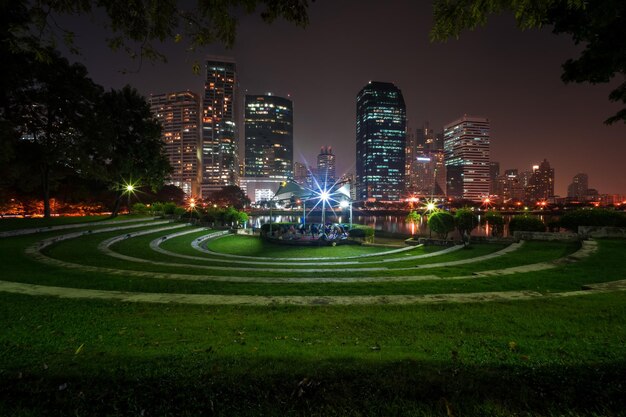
[0,214,152,232]
[206,234,390,257]
[1,218,626,416]
[0,292,624,416]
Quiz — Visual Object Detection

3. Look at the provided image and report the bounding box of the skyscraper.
[244,94,293,179]
[202,56,238,197]
[528,159,555,201]
[149,91,201,196]
[567,173,589,201]
[356,81,406,201]
[316,146,336,185]
[443,115,490,202]
[489,161,500,194]
[406,122,445,196]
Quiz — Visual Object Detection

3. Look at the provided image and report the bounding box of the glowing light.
[340,200,349,208]
[426,203,436,212]
[320,191,329,201]
[189,202,196,209]
[126,184,134,192]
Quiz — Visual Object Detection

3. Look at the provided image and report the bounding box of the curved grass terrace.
[1,216,625,416]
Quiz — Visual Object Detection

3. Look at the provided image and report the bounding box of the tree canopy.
[431,0,626,125]
[8,0,311,72]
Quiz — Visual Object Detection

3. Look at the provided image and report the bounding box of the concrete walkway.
[35,223,525,276]
[151,228,463,266]
[0,217,158,238]
[0,279,622,305]
[23,223,592,284]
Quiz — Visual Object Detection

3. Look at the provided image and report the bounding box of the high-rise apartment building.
[356,81,406,201]
[149,91,201,196]
[244,94,293,179]
[567,173,589,201]
[443,115,490,202]
[202,57,238,197]
[317,146,336,185]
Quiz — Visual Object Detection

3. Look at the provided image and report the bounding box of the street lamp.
[340,199,352,229]
[320,190,329,225]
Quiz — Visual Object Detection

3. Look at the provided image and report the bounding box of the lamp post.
[340,200,352,229]
[320,190,329,226]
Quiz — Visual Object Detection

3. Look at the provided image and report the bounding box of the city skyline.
[57,1,626,196]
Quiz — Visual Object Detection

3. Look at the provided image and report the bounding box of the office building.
[149,91,201,196]
[528,159,555,201]
[567,173,589,201]
[244,94,293,179]
[316,146,336,185]
[202,56,238,197]
[443,115,490,202]
[356,81,406,201]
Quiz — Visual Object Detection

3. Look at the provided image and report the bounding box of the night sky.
[61,1,626,196]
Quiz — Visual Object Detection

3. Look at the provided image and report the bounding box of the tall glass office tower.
[244,94,293,179]
[202,56,238,197]
[356,81,406,201]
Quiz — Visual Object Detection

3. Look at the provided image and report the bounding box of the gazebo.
[269,179,353,232]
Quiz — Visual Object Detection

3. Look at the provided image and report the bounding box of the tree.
[431,0,626,125]
[210,185,250,209]
[92,85,171,217]
[8,0,310,72]
[3,50,102,218]
[155,184,186,205]
[428,211,456,240]
[454,207,477,244]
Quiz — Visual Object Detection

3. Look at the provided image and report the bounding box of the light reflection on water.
[249,213,552,237]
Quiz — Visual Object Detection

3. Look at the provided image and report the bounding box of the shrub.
[348,225,375,242]
[150,202,164,214]
[162,202,177,215]
[173,207,187,216]
[559,209,626,231]
[509,215,546,233]
[428,211,455,239]
[131,202,149,215]
[483,210,505,237]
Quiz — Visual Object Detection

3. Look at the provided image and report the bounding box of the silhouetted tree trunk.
[41,163,51,218]
[110,191,123,218]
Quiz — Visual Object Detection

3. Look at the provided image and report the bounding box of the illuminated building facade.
[356,81,406,201]
[411,150,446,196]
[202,57,238,197]
[406,122,444,195]
[149,91,201,196]
[317,146,336,184]
[528,159,555,201]
[443,115,490,202]
[244,94,293,179]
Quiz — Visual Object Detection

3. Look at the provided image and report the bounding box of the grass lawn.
[0,214,152,232]
[0,292,624,416]
[1,218,625,416]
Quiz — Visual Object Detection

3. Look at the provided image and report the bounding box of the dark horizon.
[58,1,626,196]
